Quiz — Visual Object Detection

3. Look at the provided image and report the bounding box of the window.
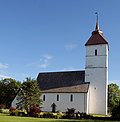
[70,94,73,102]
[57,94,59,101]
[95,49,97,56]
[43,95,45,101]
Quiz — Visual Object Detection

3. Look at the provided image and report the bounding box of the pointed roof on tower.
[85,13,108,46]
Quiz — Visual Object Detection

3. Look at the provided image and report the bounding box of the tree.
[112,104,120,119]
[0,78,21,108]
[17,77,41,113]
[108,83,120,113]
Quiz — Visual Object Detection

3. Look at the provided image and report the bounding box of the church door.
[51,103,56,113]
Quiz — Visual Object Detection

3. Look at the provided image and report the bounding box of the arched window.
[57,94,59,101]
[43,95,45,101]
[95,49,97,56]
[70,94,73,102]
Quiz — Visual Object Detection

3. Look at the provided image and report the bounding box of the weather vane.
[95,12,98,23]
[95,12,99,30]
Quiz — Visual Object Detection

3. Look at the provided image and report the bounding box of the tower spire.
[95,12,99,31]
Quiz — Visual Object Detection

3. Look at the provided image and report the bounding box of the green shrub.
[65,108,76,119]
[15,109,27,117]
[112,104,120,119]
[36,111,64,119]
[18,111,27,117]
[0,104,7,113]
[43,112,53,118]
[53,113,58,119]
[0,109,9,114]
[39,112,44,118]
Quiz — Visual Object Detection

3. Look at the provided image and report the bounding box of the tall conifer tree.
[17,77,41,111]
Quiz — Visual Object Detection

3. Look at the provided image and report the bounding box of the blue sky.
[0,0,120,85]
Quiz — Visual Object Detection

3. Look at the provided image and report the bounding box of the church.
[37,18,108,115]
[12,18,109,115]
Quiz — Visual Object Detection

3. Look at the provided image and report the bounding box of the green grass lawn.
[0,113,117,122]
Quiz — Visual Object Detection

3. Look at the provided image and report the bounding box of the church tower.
[85,16,108,115]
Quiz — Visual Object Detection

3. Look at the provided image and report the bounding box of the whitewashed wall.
[85,44,108,115]
[86,44,108,68]
[11,96,17,108]
[41,93,88,113]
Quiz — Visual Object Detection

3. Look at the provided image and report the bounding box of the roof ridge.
[39,70,85,74]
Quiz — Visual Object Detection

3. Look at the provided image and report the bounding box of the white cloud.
[40,63,49,68]
[61,67,80,71]
[39,54,53,69]
[65,43,78,51]
[0,63,8,69]
[27,54,53,69]
[43,54,53,60]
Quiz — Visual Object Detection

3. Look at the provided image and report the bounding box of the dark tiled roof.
[42,83,89,93]
[37,70,85,90]
[85,30,108,46]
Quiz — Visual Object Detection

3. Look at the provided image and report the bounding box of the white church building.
[12,19,108,115]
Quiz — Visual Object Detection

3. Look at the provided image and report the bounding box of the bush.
[9,107,16,112]
[65,108,76,119]
[38,111,64,119]
[111,104,120,119]
[0,104,6,109]
[66,108,75,114]
[9,107,16,116]
[0,109,9,114]
[43,112,53,118]
[0,104,6,113]
[39,112,44,118]
[56,111,64,119]
[53,112,63,119]
[28,106,41,117]
[18,111,27,117]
